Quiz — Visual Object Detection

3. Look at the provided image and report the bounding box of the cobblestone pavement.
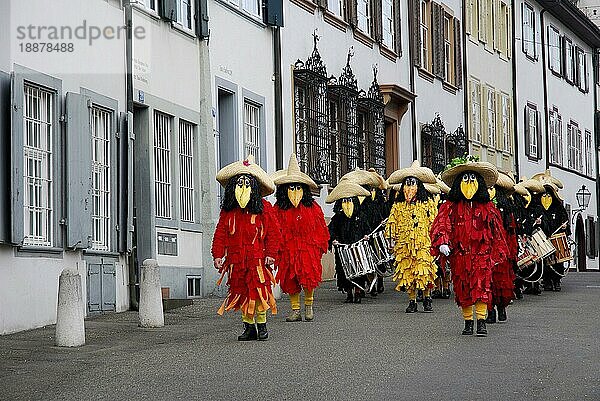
[1,273,599,401]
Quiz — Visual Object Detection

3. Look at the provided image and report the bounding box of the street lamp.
[575,185,591,210]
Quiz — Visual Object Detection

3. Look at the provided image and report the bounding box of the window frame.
[487,86,496,148]
[500,94,511,152]
[178,119,196,224]
[357,0,373,37]
[548,106,563,166]
[522,3,536,60]
[187,275,203,298]
[175,0,194,31]
[524,102,541,160]
[567,120,582,173]
[420,0,432,72]
[564,37,575,84]
[547,26,561,76]
[153,110,174,221]
[470,79,482,142]
[585,129,593,177]
[382,0,395,49]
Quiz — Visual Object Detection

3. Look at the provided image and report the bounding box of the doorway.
[216,87,238,203]
[575,215,586,272]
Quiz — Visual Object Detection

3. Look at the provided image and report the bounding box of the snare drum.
[548,232,572,264]
[370,230,395,265]
[517,237,537,268]
[335,240,376,280]
[529,229,556,260]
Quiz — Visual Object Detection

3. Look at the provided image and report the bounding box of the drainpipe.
[125,1,138,310]
[407,0,417,161]
[463,0,470,158]
[594,49,600,229]
[511,0,520,178]
[541,9,550,169]
[273,26,284,170]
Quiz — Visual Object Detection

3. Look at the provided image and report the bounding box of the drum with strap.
[529,228,556,260]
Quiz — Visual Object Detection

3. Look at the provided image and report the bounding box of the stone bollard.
[55,269,85,347]
[138,259,164,328]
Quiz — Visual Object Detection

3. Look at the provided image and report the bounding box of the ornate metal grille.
[294,32,330,184]
[328,48,359,184]
[421,116,468,174]
[358,66,386,175]
[446,125,467,161]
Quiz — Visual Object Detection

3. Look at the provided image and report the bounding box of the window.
[231,0,261,17]
[179,120,195,223]
[525,103,540,159]
[567,121,582,172]
[444,16,452,83]
[547,27,561,74]
[467,0,478,37]
[487,88,496,148]
[496,2,510,56]
[577,48,587,91]
[470,80,482,142]
[564,38,574,83]
[176,0,192,29]
[144,0,157,11]
[187,275,202,298]
[501,95,511,152]
[382,0,395,49]
[357,0,372,36]
[522,4,536,58]
[585,129,593,177]
[154,111,172,219]
[486,0,493,46]
[328,0,345,18]
[91,106,112,251]
[243,101,261,165]
[479,0,487,43]
[420,0,431,71]
[23,84,54,247]
[549,108,563,166]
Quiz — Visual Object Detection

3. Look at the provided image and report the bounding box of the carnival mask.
[235,175,252,209]
[432,193,441,205]
[523,193,532,208]
[371,188,377,201]
[287,184,303,208]
[460,172,479,200]
[342,198,354,218]
[541,193,553,210]
[403,177,418,203]
[488,186,496,201]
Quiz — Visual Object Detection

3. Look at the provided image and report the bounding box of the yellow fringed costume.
[386,198,438,292]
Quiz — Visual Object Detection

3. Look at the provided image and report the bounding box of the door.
[216,88,238,203]
[87,260,117,314]
[575,215,586,272]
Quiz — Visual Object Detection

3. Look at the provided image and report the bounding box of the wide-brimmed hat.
[541,181,563,201]
[436,177,451,194]
[273,153,319,191]
[368,168,388,190]
[388,160,437,185]
[339,168,381,188]
[513,183,530,197]
[532,169,563,189]
[441,160,498,188]
[216,154,275,197]
[496,171,516,193]
[424,183,441,194]
[325,181,370,204]
[519,176,545,194]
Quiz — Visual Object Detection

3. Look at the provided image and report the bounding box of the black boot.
[423,297,433,312]
[344,291,353,303]
[442,288,451,299]
[431,289,441,299]
[256,323,268,341]
[377,277,384,293]
[532,282,542,295]
[514,286,523,300]
[416,290,424,302]
[486,308,497,324]
[405,300,417,313]
[462,320,474,335]
[497,306,507,322]
[238,322,257,341]
[476,319,487,336]
[543,280,553,291]
[353,289,362,304]
[553,280,561,292]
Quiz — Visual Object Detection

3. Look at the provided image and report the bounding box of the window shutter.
[507,5,512,58]
[480,85,488,145]
[346,0,358,27]
[495,92,503,150]
[493,0,499,50]
[412,0,421,67]
[160,0,178,21]
[466,0,472,34]
[394,0,403,55]
[508,96,513,152]
[432,3,444,79]
[373,0,383,42]
[10,73,25,245]
[467,80,474,139]
[0,72,9,243]
[521,4,526,55]
[524,106,530,157]
[66,92,92,249]
[472,0,479,39]
[585,55,589,92]
[195,0,210,39]
[536,110,542,159]
[454,19,463,89]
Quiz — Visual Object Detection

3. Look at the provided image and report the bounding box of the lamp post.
[571,184,592,223]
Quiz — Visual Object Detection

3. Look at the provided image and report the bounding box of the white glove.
[439,244,450,256]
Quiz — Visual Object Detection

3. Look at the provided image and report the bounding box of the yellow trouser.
[461,301,487,320]
[290,288,315,310]
[407,286,430,301]
[242,310,266,324]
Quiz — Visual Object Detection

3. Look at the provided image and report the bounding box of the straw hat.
[519,176,545,194]
[216,154,275,197]
[532,169,563,189]
[388,160,437,185]
[436,178,451,194]
[325,181,371,204]
[339,168,381,188]
[441,160,498,188]
[424,183,441,194]
[495,171,516,193]
[368,168,388,190]
[513,183,530,197]
[542,181,563,201]
[273,153,319,191]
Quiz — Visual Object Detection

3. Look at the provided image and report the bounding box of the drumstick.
[551,221,568,237]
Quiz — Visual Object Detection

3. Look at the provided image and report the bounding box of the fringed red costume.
[491,215,517,308]
[275,203,329,294]
[430,201,510,308]
[212,199,282,319]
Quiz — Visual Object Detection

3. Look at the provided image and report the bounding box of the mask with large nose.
[523,193,532,208]
[403,177,418,203]
[488,186,496,201]
[234,175,252,209]
[341,198,355,218]
[541,193,553,210]
[287,184,304,208]
[460,172,479,200]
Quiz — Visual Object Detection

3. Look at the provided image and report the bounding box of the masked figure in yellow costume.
[386,161,438,313]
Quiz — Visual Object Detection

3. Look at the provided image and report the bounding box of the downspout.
[408,0,417,161]
[463,0,469,157]
[594,49,600,230]
[511,0,520,177]
[125,1,138,310]
[273,26,284,170]
[541,9,550,169]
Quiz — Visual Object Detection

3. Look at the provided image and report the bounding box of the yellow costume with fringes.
[386,199,438,292]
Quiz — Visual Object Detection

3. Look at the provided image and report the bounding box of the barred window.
[154,111,172,219]
[243,101,261,165]
[179,120,195,223]
[23,84,54,247]
[549,108,562,166]
[91,106,112,251]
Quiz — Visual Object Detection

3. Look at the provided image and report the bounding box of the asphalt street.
[1,273,599,401]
